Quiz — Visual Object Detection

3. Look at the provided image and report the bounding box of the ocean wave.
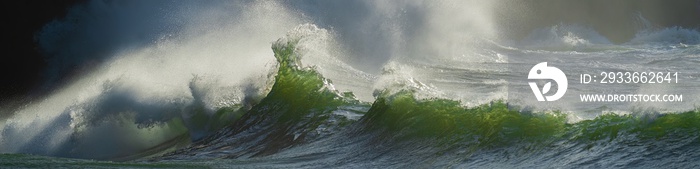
[628,27,700,45]
[152,35,699,167]
[3,0,700,167]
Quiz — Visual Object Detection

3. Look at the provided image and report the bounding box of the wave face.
[2,0,700,168]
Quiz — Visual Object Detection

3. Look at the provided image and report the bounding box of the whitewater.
[1,0,699,168]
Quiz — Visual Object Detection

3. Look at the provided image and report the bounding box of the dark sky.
[2,1,86,108]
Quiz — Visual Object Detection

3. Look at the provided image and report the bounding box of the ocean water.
[1,0,699,168]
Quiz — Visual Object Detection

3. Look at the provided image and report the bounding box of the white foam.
[2,0,302,159]
[520,24,612,50]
